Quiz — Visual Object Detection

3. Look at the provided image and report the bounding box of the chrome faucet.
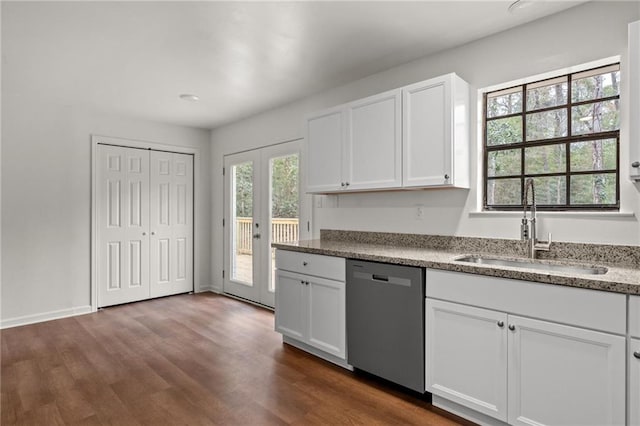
[521,178,552,259]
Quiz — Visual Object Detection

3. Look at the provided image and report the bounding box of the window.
[483,63,620,211]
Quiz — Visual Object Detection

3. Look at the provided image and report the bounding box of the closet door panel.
[150,152,193,297]
[98,145,150,307]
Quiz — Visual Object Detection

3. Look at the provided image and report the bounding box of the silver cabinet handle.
[497,321,504,328]
[300,280,305,285]
[253,233,261,239]
[632,161,640,168]
[634,351,640,359]
[306,281,309,286]
[151,231,155,235]
[341,182,345,187]
[444,174,450,180]
[142,232,147,236]
[345,182,350,186]
[508,324,516,331]
[303,261,308,266]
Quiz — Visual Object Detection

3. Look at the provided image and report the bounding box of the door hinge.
[307,221,310,232]
[222,270,225,278]
[223,218,225,227]
[223,167,225,176]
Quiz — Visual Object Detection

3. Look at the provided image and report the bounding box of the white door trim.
[91,135,200,312]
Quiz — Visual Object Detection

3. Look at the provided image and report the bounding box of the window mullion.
[483,62,619,211]
[521,84,527,204]
[567,74,573,206]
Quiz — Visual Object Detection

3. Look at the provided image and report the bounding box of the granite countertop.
[272,231,640,295]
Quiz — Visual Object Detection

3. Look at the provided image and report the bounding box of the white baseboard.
[1,305,93,329]
[195,281,222,293]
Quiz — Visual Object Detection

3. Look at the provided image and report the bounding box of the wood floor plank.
[1,293,473,425]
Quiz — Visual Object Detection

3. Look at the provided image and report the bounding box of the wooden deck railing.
[236,217,299,254]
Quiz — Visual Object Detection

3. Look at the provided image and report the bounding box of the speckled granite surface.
[272,230,640,295]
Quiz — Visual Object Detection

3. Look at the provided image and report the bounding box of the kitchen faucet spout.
[521,178,551,259]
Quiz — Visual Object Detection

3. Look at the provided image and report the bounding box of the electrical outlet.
[416,206,424,220]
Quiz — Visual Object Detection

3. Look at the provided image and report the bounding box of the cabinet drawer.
[426,269,626,334]
[631,296,640,338]
[276,249,345,281]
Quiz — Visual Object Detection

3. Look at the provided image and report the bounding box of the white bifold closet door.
[149,151,193,298]
[97,145,193,307]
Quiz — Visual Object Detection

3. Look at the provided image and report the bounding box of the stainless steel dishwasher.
[346,259,425,393]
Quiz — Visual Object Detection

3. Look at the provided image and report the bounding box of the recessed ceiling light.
[179,94,200,102]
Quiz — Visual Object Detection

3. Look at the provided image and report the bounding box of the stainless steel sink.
[456,255,608,275]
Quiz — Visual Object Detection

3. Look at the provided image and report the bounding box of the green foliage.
[234,162,253,217]
[233,154,299,219]
[271,155,299,218]
[487,116,522,145]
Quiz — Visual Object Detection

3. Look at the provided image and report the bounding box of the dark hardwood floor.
[1,293,472,425]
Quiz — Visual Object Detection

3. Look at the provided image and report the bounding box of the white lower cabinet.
[631,337,640,426]
[427,299,625,426]
[631,296,640,426]
[274,270,306,341]
[426,299,508,421]
[274,250,346,361]
[507,315,625,426]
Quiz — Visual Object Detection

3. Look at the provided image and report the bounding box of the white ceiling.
[2,1,589,130]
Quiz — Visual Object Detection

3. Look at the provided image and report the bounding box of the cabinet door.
[307,276,346,359]
[631,338,640,426]
[425,299,508,421]
[305,107,345,193]
[629,21,640,180]
[507,316,625,426]
[345,89,402,190]
[274,270,306,341]
[403,76,452,187]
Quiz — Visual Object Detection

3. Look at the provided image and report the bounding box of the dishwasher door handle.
[372,274,389,282]
[353,271,411,287]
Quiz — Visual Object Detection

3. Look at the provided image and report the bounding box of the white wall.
[211,2,640,289]
[1,99,212,326]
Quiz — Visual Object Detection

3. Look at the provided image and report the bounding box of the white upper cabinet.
[403,73,469,188]
[306,89,402,192]
[345,89,402,190]
[306,106,345,193]
[630,20,640,180]
[304,73,470,193]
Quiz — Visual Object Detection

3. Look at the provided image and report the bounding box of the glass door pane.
[268,153,299,293]
[231,161,254,285]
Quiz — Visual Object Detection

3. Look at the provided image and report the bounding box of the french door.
[97,144,193,307]
[223,141,302,307]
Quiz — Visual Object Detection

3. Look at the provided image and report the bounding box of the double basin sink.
[456,255,608,276]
